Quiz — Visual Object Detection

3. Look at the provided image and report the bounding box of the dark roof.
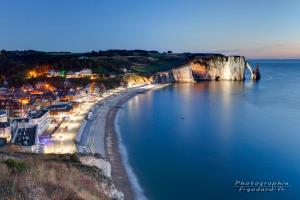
[28,109,49,119]
[12,118,30,123]
[46,103,73,111]
[0,122,10,128]
[14,126,37,146]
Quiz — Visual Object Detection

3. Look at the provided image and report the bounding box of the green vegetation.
[3,159,29,174]
[0,50,211,87]
[0,153,113,200]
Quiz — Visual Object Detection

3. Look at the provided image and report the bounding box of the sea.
[116,60,300,200]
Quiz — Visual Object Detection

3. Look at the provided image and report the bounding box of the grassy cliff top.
[0,152,113,200]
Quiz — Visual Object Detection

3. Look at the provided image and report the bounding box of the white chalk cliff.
[153,55,257,83]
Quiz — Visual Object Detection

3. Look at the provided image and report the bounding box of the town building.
[0,110,8,122]
[28,109,50,135]
[0,87,8,95]
[0,122,11,143]
[46,102,73,116]
[11,109,50,137]
[65,68,93,78]
[47,69,60,77]
[12,125,38,152]
[0,99,28,118]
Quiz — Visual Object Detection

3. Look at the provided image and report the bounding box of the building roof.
[12,118,30,123]
[13,126,37,146]
[0,122,10,128]
[46,103,73,111]
[28,109,49,119]
[0,110,6,116]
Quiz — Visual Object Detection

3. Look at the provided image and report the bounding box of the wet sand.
[105,84,169,200]
[105,92,139,200]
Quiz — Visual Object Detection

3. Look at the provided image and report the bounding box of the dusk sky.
[1,0,300,58]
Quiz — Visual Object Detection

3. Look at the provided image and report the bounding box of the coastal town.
[0,50,259,155]
[0,49,262,199]
[1,0,297,199]
[0,65,153,156]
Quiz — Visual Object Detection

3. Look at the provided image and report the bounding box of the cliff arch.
[246,62,254,79]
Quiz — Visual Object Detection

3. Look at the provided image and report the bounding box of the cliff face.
[172,65,195,82]
[122,73,151,87]
[153,55,247,83]
[190,56,246,81]
[152,71,174,83]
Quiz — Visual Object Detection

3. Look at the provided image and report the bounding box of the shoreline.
[105,84,169,200]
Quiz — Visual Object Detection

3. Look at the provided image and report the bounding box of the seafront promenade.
[41,84,163,199]
[77,85,157,157]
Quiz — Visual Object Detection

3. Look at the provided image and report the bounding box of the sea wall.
[153,55,247,83]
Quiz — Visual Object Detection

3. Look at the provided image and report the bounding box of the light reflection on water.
[118,60,300,200]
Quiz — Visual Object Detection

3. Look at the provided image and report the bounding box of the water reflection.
[118,61,300,200]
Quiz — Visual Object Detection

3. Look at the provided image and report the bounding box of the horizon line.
[1,48,300,60]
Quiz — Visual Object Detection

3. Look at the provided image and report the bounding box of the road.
[77,86,154,157]
[42,85,156,155]
[43,98,95,154]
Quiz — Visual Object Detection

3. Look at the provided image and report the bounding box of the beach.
[105,91,138,200]
[78,84,166,199]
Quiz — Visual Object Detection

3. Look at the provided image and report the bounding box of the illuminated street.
[43,98,95,154]
[42,87,127,154]
[77,85,154,156]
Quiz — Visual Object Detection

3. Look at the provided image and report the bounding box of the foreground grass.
[0,153,112,200]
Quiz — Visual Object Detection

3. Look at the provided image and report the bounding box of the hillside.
[0,50,207,86]
[122,73,151,86]
[0,152,123,200]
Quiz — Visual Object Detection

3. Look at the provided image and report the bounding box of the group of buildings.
[0,69,101,152]
[0,111,10,145]
[0,101,77,152]
[0,66,130,152]
[47,68,94,78]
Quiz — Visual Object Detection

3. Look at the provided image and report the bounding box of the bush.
[4,159,29,174]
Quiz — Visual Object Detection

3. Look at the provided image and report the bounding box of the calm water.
[117,60,300,200]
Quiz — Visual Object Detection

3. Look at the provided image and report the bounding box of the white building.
[80,68,92,76]
[0,111,8,122]
[0,87,7,95]
[11,109,50,152]
[28,109,50,135]
[47,70,60,77]
[12,125,38,152]
[0,122,11,142]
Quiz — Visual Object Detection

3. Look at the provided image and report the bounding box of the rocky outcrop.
[122,73,151,87]
[153,55,253,83]
[152,71,175,83]
[79,156,112,178]
[252,64,261,80]
[79,155,124,200]
[153,65,194,83]
[172,65,195,82]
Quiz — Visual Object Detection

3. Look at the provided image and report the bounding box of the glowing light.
[20,98,29,105]
[27,70,38,78]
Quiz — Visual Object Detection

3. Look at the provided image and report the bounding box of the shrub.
[4,159,29,174]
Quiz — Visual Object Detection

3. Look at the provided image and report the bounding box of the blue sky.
[1,0,300,58]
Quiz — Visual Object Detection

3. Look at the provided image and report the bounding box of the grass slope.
[0,153,113,200]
